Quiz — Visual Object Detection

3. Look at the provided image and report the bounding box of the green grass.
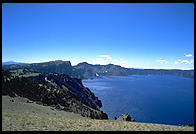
[19,73,40,78]
[9,69,40,78]
[35,101,43,105]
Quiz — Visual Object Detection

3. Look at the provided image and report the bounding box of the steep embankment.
[2,70,108,119]
[2,96,193,131]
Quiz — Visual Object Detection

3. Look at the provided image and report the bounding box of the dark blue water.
[82,75,194,125]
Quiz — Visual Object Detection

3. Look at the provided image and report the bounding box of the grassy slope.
[2,96,194,131]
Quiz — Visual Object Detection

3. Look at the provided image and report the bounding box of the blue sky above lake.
[2,3,194,69]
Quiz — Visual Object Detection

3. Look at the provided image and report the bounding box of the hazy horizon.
[2,3,194,70]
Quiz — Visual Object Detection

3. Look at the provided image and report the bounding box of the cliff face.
[24,60,73,75]
[2,70,108,120]
[2,60,73,76]
[73,63,194,79]
[73,63,130,79]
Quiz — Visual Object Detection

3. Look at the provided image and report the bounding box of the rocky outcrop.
[115,113,135,122]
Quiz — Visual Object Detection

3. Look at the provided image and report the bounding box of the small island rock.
[116,113,135,122]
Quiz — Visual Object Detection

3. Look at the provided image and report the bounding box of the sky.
[2,3,194,70]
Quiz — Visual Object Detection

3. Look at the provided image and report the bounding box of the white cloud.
[156,59,168,64]
[93,55,131,68]
[173,54,194,65]
[180,60,190,64]
[99,55,112,60]
[174,59,194,65]
[185,54,192,57]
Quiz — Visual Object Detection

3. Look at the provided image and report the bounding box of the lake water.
[82,75,194,125]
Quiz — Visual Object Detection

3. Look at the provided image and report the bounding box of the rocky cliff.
[2,70,108,119]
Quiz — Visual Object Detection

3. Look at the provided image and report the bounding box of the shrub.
[35,101,43,105]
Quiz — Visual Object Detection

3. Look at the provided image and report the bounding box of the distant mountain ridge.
[2,61,28,65]
[2,60,194,79]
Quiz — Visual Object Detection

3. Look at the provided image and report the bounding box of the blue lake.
[82,75,194,125]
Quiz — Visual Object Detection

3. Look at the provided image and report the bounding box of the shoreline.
[82,75,194,126]
[2,95,194,131]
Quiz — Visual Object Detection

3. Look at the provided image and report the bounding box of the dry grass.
[2,112,194,131]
